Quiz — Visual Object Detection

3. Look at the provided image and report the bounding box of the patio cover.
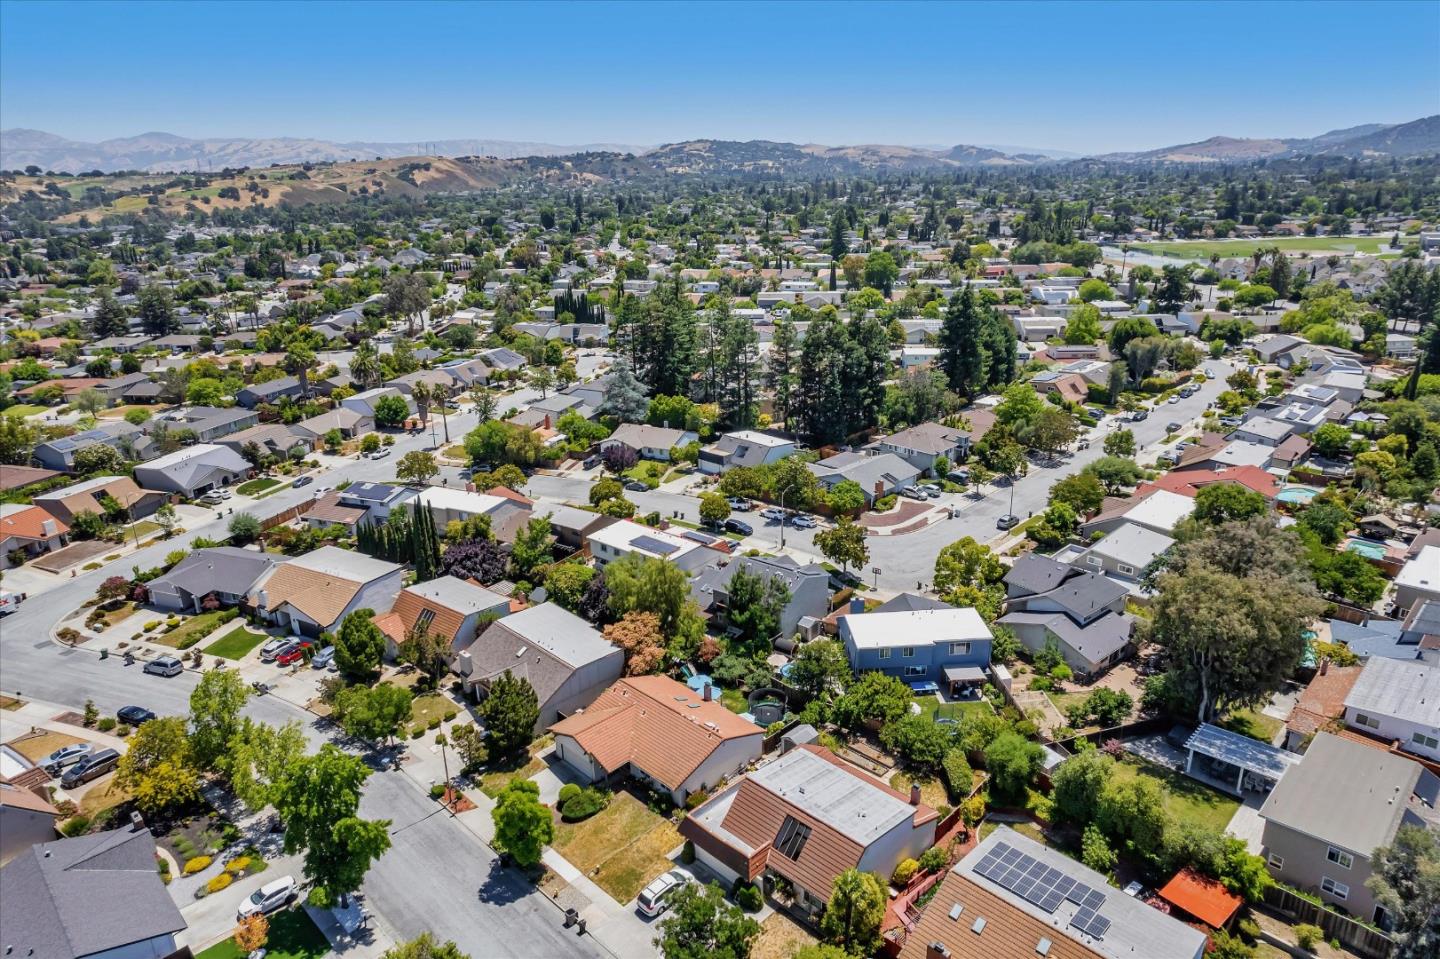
[1183,723,1299,781]
[942,665,986,684]
[1158,867,1241,928]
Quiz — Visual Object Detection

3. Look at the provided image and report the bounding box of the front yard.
[549,790,682,904]
[152,609,237,649]
[477,736,552,798]
[622,461,667,489]
[236,477,282,497]
[204,624,271,660]
[403,692,458,736]
[195,909,328,959]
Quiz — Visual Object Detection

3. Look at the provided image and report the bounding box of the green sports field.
[1127,236,1396,260]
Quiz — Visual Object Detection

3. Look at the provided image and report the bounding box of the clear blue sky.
[3,0,1437,153]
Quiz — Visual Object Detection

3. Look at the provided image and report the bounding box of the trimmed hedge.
[559,787,609,822]
[941,748,974,800]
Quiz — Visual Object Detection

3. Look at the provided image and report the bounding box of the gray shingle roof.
[0,828,186,959]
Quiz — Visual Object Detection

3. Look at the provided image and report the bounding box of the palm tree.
[283,343,317,398]
[412,383,433,426]
[349,340,381,389]
[434,383,452,444]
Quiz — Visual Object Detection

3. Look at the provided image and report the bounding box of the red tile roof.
[0,505,68,542]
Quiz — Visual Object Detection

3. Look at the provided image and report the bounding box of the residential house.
[217,423,309,460]
[1253,334,1306,364]
[550,675,764,805]
[588,519,718,573]
[807,451,921,506]
[691,554,831,641]
[1259,733,1440,925]
[32,422,146,472]
[1079,489,1193,538]
[0,826,188,959]
[235,376,305,408]
[698,431,798,475]
[543,505,618,552]
[251,545,405,637]
[1030,371,1090,405]
[147,546,278,614]
[897,826,1208,959]
[1344,656,1440,763]
[998,555,1135,677]
[679,744,937,916]
[373,576,511,658]
[341,387,408,420]
[335,482,420,525]
[0,504,68,569]
[600,424,699,461]
[132,444,250,498]
[414,487,532,543]
[839,605,993,691]
[293,407,372,441]
[1067,521,1175,589]
[877,422,971,475]
[32,476,166,525]
[451,602,624,732]
[1394,546,1440,616]
[0,779,59,865]
[152,406,259,443]
[1283,664,1363,752]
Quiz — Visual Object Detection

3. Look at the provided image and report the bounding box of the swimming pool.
[1346,538,1387,560]
[1276,485,1320,505]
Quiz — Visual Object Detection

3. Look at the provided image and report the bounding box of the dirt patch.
[30,539,113,573]
[441,787,476,814]
[51,711,88,727]
[860,500,930,529]
[6,729,85,763]
[753,912,817,959]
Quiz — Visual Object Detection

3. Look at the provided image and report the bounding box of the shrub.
[206,873,233,894]
[918,845,949,874]
[1236,918,1261,943]
[144,621,161,631]
[96,717,117,732]
[183,855,213,875]
[874,494,898,511]
[684,789,709,810]
[429,784,447,800]
[559,787,609,822]
[443,710,458,721]
[557,783,581,804]
[59,815,92,837]
[891,858,919,887]
[941,748,974,800]
[680,840,695,864]
[225,857,251,875]
[410,728,425,740]
[1294,924,1323,952]
[428,718,442,730]
[734,882,763,913]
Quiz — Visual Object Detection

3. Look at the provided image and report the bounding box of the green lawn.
[1112,756,1240,834]
[719,687,749,714]
[404,692,456,735]
[1129,236,1391,260]
[913,695,994,723]
[236,477,282,496]
[154,610,235,649]
[622,461,667,489]
[1,404,49,418]
[126,521,161,539]
[204,624,271,660]
[1219,709,1283,745]
[195,909,327,959]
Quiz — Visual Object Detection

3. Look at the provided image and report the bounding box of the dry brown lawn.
[551,791,681,904]
[78,777,132,817]
[8,729,84,763]
[752,912,817,959]
[890,771,950,809]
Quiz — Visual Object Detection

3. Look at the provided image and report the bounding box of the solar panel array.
[631,534,680,556]
[972,842,1112,939]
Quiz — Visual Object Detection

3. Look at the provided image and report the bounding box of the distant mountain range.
[0,129,650,173]
[2,117,1436,176]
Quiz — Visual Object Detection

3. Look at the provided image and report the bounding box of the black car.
[292,476,313,488]
[623,480,649,492]
[724,518,754,536]
[117,705,156,726]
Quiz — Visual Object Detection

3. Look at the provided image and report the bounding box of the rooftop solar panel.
[631,534,680,556]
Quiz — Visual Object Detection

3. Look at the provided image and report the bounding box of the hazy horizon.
[2,0,1437,155]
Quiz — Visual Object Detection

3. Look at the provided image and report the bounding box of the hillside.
[1099,116,1440,163]
[0,129,650,174]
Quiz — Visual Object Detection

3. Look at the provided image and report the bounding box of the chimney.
[40,519,56,536]
[703,683,713,702]
[910,783,922,806]
[874,480,885,499]
[543,414,551,430]
[926,943,951,959]
[1319,657,1329,676]
[129,810,145,832]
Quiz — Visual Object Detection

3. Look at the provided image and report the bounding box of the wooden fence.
[1263,885,1393,959]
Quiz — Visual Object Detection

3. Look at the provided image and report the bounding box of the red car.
[275,641,313,666]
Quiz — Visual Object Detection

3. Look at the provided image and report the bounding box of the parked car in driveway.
[275,642,313,666]
[900,487,928,501]
[60,748,120,789]
[724,519,753,536]
[116,706,155,726]
[919,484,941,498]
[310,645,336,669]
[636,870,691,918]
[199,491,225,505]
[238,876,300,921]
[143,655,184,677]
[42,743,92,775]
[259,637,289,662]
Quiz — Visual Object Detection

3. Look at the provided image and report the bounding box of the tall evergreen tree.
[844,315,890,434]
[768,315,800,431]
[796,312,851,443]
[938,286,986,397]
[90,286,129,339]
[714,299,760,430]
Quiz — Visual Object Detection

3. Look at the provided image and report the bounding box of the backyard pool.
[1276,485,1319,505]
[1345,538,1388,560]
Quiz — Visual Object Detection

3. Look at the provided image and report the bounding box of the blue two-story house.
[838,605,993,694]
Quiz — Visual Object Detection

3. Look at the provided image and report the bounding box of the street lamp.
[777,487,790,550]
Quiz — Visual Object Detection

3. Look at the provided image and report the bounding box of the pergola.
[1183,723,1300,796]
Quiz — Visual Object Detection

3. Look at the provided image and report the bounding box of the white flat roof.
[414,487,507,515]
[1396,546,1440,593]
[748,747,915,846]
[1120,489,1193,533]
[587,519,699,559]
[843,607,991,650]
[287,544,401,583]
